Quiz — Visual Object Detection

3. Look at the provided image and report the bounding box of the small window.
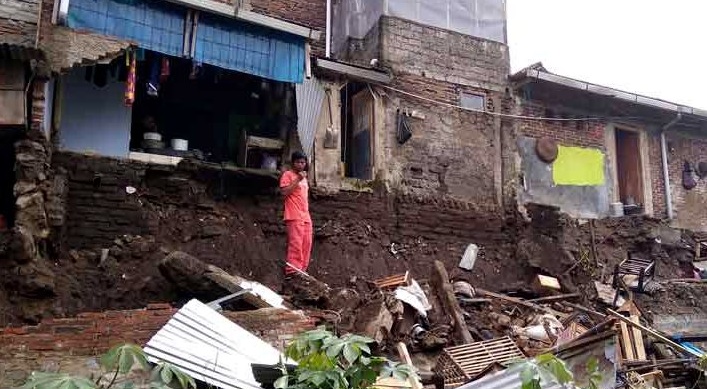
[460,92,485,111]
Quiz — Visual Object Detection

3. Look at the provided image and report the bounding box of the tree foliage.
[21,344,196,389]
[276,328,418,389]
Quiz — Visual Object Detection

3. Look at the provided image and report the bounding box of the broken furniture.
[374,271,411,289]
[434,336,525,387]
[612,253,655,293]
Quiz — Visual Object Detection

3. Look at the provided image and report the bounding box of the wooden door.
[615,129,644,206]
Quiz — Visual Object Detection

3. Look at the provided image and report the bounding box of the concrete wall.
[517,136,612,219]
[58,68,132,158]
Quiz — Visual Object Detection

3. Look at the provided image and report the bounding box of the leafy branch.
[517,354,602,389]
[276,328,419,389]
[21,344,197,389]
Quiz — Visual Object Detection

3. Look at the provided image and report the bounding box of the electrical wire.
[377,84,644,122]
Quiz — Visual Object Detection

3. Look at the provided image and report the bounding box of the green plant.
[21,344,197,389]
[517,353,602,389]
[276,328,418,389]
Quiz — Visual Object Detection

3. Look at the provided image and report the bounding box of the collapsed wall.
[0,150,701,330]
[0,151,522,325]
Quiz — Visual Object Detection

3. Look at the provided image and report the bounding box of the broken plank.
[396,342,422,389]
[476,288,566,318]
[564,302,607,319]
[529,293,580,303]
[620,321,636,361]
[631,315,647,360]
[431,261,474,344]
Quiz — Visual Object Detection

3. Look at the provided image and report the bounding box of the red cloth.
[285,220,312,275]
[124,52,136,106]
[279,170,310,222]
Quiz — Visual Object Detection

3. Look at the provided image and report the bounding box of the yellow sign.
[552,145,605,186]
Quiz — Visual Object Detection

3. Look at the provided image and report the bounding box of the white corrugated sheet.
[144,299,290,389]
[456,364,564,389]
[295,77,325,158]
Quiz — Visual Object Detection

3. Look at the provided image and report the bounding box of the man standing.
[280,151,312,277]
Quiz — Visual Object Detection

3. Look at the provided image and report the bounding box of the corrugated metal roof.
[456,364,564,389]
[295,77,325,157]
[0,43,44,61]
[144,299,291,389]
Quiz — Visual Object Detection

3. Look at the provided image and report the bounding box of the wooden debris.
[396,342,423,389]
[564,302,607,319]
[430,260,474,344]
[613,254,655,292]
[475,288,565,317]
[434,336,525,387]
[555,321,589,346]
[374,271,410,289]
[528,293,580,304]
[608,309,701,357]
[533,275,561,293]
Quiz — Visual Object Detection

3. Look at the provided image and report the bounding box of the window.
[460,92,485,111]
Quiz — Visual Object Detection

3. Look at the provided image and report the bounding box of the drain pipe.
[660,112,682,220]
[325,0,332,57]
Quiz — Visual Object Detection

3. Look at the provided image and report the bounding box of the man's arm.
[280,172,305,196]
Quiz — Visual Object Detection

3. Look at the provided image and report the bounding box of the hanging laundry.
[160,57,170,82]
[125,51,136,107]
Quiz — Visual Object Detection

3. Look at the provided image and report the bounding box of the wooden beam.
[431,260,474,344]
[528,293,580,303]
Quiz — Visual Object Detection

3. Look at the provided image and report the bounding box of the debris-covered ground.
[3,170,707,389]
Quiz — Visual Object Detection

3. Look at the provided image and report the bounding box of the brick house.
[511,63,707,230]
[0,0,513,252]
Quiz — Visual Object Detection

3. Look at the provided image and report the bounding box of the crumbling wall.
[0,303,315,388]
[0,0,40,46]
[53,152,150,249]
[662,131,707,231]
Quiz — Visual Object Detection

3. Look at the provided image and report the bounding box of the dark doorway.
[340,83,374,180]
[615,129,644,207]
[0,128,22,229]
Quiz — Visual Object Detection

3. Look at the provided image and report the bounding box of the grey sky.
[507,0,707,110]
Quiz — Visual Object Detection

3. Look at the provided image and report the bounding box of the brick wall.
[53,152,151,249]
[246,0,326,56]
[662,132,707,230]
[360,16,510,206]
[518,103,607,149]
[648,135,667,218]
[380,16,509,92]
[0,304,315,387]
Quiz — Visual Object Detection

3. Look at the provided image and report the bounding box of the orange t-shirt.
[280,170,311,222]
